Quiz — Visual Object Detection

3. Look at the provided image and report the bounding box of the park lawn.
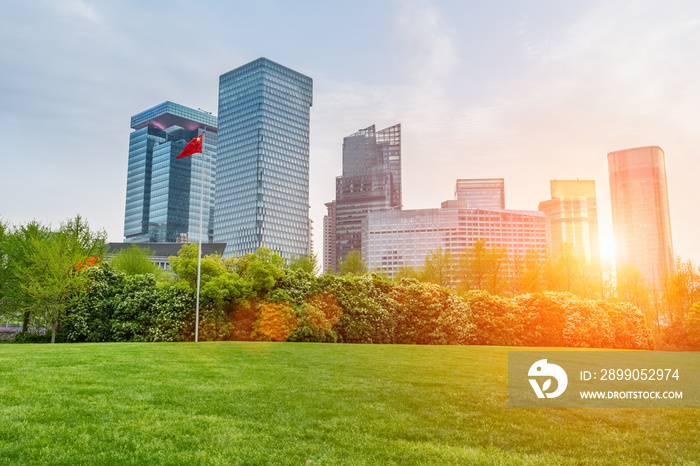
[0,343,697,465]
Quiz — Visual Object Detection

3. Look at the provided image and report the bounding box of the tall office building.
[538,180,600,260]
[215,58,313,260]
[123,101,217,243]
[608,146,674,286]
[333,124,401,270]
[323,201,337,274]
[454,179,505,210]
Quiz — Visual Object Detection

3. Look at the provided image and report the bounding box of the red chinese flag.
[176,135,203,159]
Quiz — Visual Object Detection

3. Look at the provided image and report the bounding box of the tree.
[420,247,454,288]
[288,254,319,275]
[683,302,700,349]
[457,240,509,294]
[109,244,161,277]
[616,263,649,310]
[14,216,106,342]
[0,222,51,331]
[338,250,367,276]
[510,248,545,294]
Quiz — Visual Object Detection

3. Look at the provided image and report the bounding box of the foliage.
[389,279,473,345]
[12,216,106,342]
[465,290,522,346]
[683,301,700,349]
[11,332,52,344]
[64,267,195,343]
[109,244,161,277]
[420,247,454,288]
[287,254,319,275]
[456,240,508,295]
[253,301,299,342]
[338,250,367,276]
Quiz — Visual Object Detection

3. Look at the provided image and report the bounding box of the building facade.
[608,146,674,286]
[454,178,505,210]
[322,200,336,274]
[123,101,217,243]
[362,206,547,278]
[215,58,313,260]
[333,124,401,271]
[538,180,600,260]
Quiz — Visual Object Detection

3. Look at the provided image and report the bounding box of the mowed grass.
[0,343,697,465]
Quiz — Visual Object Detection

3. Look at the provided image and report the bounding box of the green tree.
[238,247,286,294]
[457,240,509,294]
[420,247,454,288]
[288,254,319,275]
[14,216,106,342]
[338,250,367,276]
[0,221,51,331]
[109,244,161,277]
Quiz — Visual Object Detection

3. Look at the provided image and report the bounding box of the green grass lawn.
[0,342,697,465]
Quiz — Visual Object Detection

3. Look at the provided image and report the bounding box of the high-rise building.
[608,146,674,286]
[123,101,217,243]
[333,124,401,270]
[322,201,336,274]
[362,205,547,278]
[454,178,505,210]
[215,58,313,260]
[538,180,600,260]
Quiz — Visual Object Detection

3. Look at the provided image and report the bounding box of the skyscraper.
[123,101,217,243]
[215,58,313,260]
[608,146,674,286]
[323,201,337,274]
[538,180,600,260]
[333,124,401,270]
[454,179,505,210]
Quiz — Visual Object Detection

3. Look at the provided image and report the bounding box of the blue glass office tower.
[216,58,313,259]
[124,101,217,243]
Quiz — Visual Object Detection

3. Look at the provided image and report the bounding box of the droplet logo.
[528,359,568,398]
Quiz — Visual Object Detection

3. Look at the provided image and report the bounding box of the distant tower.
[323,201,337,274]
[538,180,600,260]
[333,124,401,270]
[608,146,674,286]
[123,101,217,243]
[215,58,313,260]
[454,178,505,210]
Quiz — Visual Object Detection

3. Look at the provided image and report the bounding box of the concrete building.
[362,205,547,279]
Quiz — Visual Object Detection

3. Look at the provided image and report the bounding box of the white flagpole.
[194,129,205,342]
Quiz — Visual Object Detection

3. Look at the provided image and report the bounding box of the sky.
[1,0,699,265]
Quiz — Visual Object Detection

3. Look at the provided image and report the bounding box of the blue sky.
[2,0,699,264]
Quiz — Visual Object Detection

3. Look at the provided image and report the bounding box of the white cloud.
[60,0,102,22]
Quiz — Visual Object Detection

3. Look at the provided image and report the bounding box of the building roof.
[107,242,227,258]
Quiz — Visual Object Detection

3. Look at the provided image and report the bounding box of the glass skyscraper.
[124,101,217,243]
[454,179,505,210]
[538,180,600,261]
[333,124,402,271]
[608,146,674,286]
[215,58,313,260]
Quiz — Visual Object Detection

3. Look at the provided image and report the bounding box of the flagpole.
[194,129,205,342]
